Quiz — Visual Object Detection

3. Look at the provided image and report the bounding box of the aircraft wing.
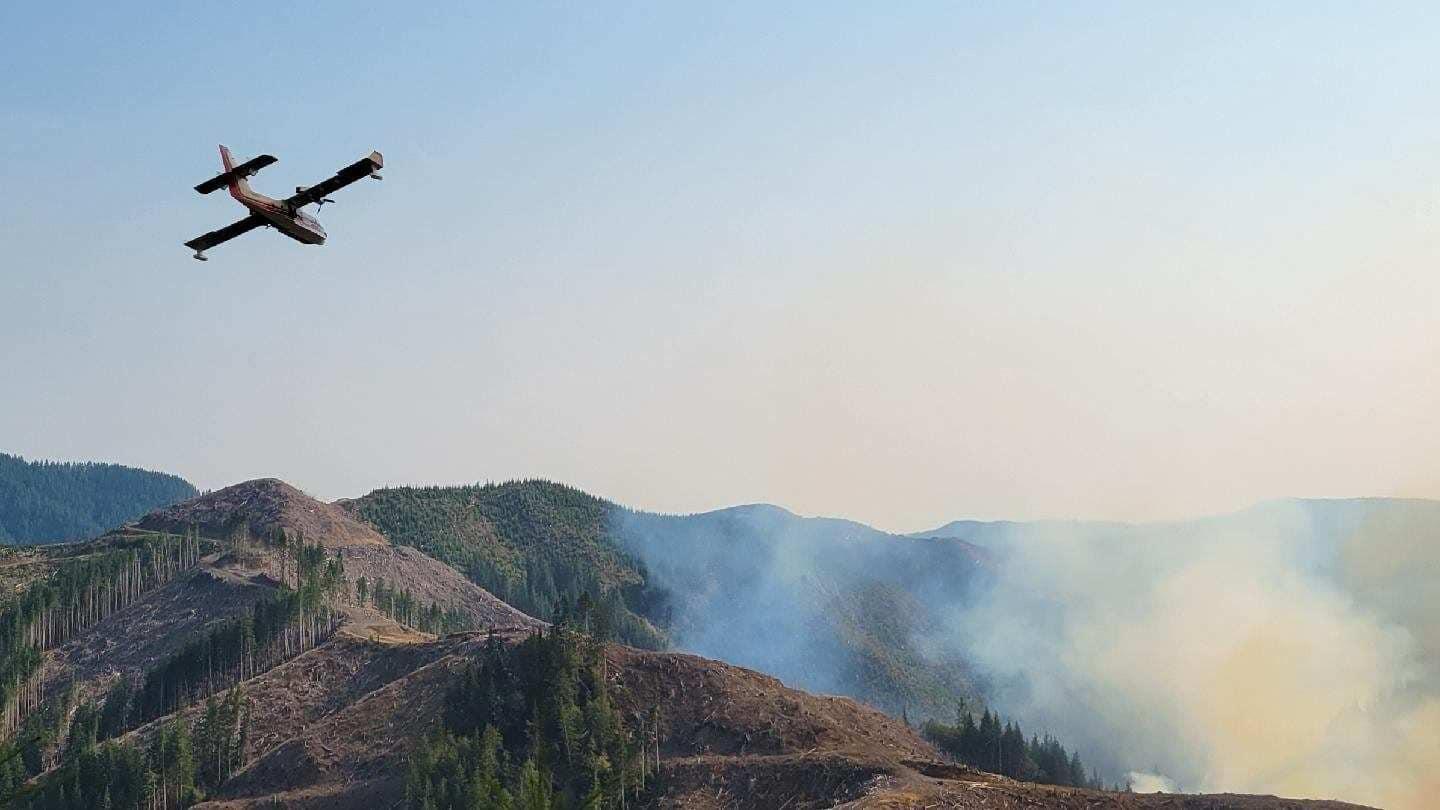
[285,151,383,208]
[184,213,266,253]
[194,154,278,194]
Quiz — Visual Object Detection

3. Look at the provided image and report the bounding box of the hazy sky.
[3,3,1438,531]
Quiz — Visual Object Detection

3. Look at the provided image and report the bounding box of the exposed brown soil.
[119,631,458,763]
[839,778,1379,809]
[187,637,1378,810]
[138,478,387,548]
[603,646,932,761]
[198,641,481,809]
[334,543,542,631]
[0,533,165,599]
[18,479,540,762]
[0,546,53,598]
[648,753,892,809]
[41,560,276,703]
[133,478,541,631]
[603,648,1375,809]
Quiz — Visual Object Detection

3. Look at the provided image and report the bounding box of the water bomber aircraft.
[184,145,383,260]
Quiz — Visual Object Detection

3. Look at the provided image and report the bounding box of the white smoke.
[615,498,1440,809]
[1127,772,1176,793]
[943,499,1440,810]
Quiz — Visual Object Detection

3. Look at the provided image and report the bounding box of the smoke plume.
[936,499,1440,809]
[615,498,1440,809]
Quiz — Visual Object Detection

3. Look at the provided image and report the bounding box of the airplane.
[184,145,383,260]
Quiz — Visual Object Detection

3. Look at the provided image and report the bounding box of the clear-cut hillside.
[137,478,388,548]
[187,633,1377,810]
[12,479,539,776]
[135,478,540,630]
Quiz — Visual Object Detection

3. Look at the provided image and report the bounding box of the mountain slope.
[138,478,386,548]
[613,503,992,718]
[188,632,1374,810]
[343,483,991,718]
[2,479,541,793]
[343,481,666,647]
[4,476,1384,810]
[0,452,196,545]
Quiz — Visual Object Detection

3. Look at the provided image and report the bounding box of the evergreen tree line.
[3,688,252,810]
[471,560,666,652]
[921,703,1116,790]
[348,482,669,651]
[354,575,471,636]
[1,531,343,806]
[405,623,657,809]
[0,740,33,807]
[0,453,197,545]
[1,533,205,737]
[2,682,82,789]
[268,528,343,594]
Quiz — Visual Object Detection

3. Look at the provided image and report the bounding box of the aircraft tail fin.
[193,146,276,196]
[219,144,248,198]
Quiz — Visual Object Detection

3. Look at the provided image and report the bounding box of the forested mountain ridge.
[343,481,669,649]
[0,453,196,545]
[0,477,1382,809]
[344,482,999,720]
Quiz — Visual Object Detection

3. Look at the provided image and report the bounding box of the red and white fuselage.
[218,145,326,244]
[185,144,381,260]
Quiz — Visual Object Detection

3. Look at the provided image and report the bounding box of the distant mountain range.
[0,452,197,544]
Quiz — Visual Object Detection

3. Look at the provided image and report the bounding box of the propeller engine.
[295,185,336,209]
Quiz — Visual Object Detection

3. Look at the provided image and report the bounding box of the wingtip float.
[184,145,383,261]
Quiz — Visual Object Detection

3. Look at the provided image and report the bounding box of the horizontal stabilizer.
[194,154,278,194]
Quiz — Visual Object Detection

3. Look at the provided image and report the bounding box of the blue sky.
[3,2,1439,529]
